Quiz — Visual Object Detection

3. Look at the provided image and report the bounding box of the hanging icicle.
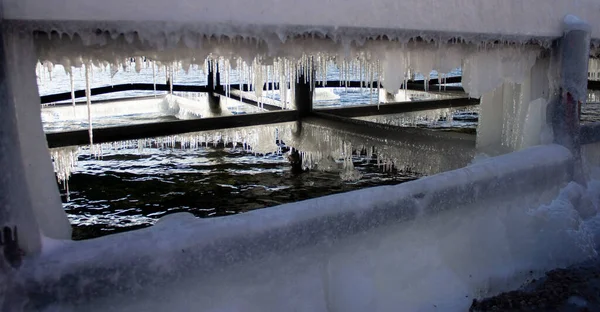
[152,60,156,97]
[84,63,95,156]
[69,69,76,106]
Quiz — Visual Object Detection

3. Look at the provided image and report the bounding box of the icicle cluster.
[37,40,542,102]
[357,108,458,128]
[50,147,80,186]
[49,116,471,183]
[590,58,600,81]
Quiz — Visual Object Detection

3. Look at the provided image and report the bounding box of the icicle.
[369,61,374,105]
[152,60,156,97]
[169,64,174,94]
[69,70,75,106]
[84,63,95,156]
[404,71,408,101]
[377,60,381,110]
[135,57,142,73]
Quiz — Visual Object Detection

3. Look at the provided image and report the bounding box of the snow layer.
[16,144,584,312]
[4,0,600,43]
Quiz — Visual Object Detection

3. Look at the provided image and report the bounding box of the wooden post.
[550,15,591,183]
[294,66,314,118]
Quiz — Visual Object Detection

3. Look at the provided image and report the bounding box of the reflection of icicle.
[84,63,95,156]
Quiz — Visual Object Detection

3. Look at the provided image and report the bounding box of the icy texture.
[32,43,543,103]
[4,0,600,43]
[462,46,540,98]
[476,56,553,154]
[41,94,228,127]
[564,14,592,33]
[590,58,600,81]
[379,88,460,103]
[49,116,476,182]
[5,30,71,244]
[49,147,79,186]
[355,108,458,128]
[19,144,592,312]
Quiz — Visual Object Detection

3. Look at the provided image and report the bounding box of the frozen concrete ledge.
[3,0,600,42]
[13,144,574,311]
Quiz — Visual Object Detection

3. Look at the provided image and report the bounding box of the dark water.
[61,101,600,240]
[49,85,600,240]
[62,145,418,239]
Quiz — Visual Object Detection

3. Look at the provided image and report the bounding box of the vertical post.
[207,60,221,112]
[207,60,214,92]
[551,15,591,182]
[295,66,314,118]
[0,28,42,259]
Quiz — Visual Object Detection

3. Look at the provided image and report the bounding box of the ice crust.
[19,144,600,312]
[4,0,600,42]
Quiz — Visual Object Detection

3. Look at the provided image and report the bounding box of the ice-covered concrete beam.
[3,0,600,44]
[17,144,574,311]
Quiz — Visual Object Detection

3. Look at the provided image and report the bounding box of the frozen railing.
[15,144,575,311]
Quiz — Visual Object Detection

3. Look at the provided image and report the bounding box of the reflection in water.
[64,146,418,239]
[54,116,477,239]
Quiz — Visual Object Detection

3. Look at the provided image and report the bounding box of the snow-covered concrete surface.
[3,0,600,42]
[14,144,581,312]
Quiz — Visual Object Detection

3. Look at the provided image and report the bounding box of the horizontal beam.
[45,110,298,148]
[43,94,165,107]
[5,1,600,41]
[232,76,464,91]
[39,79,466,105]
[37,79,598,107]
[214,88,282,111]
[311,112,476,141]
[580,122,600,145]
[316,97,480,118]
[39,84,208,104]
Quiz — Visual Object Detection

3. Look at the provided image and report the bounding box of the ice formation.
[31,33,549,102]
[48,115,476,184]
[475,56,555,154]
[356,108,459,128]
[84,63,95,155]
[50,147,79,187]
[22,144,600,312]
[8,3,600,310]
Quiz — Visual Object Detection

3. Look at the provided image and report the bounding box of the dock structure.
[2,0,600,310]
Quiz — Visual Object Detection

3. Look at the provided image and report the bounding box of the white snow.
[20,144,591,312]
[4,0,600,43]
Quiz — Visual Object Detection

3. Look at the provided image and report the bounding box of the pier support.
[207,60,222,114]
[550,15,591,182]
[294,68,314,118]
[0,29,43,256]
[5,30,72,244]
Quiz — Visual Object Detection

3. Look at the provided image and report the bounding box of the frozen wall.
[15,144,583,312]
[3,0,600,42]
[2,30,71,244]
